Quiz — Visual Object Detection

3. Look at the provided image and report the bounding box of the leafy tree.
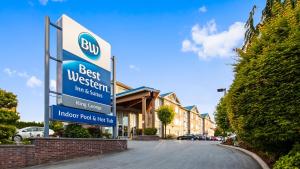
[0,89,18,109]
[0,89,20,143]
[214,127,223,137]
[226,0,300,158]
[214,97,231,136]
[157,105,175,138]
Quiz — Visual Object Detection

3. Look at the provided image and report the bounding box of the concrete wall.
[0,138,127,169]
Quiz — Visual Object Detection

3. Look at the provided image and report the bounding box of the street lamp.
[217,88,226,96]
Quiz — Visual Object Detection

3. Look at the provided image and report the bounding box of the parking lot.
[26,140,261,169]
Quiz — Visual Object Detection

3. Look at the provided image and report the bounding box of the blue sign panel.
[50,105,116,127]
[62,50,111,106]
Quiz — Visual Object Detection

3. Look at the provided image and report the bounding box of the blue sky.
[0,0,265,122]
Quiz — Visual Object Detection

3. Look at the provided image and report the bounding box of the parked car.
[210,136,218,141]
[177,134,198,140]
[195,134,206,140]
[13,126,54,141]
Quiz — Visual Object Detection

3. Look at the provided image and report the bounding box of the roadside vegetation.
[0,88,112,144]
[214,0,300,167]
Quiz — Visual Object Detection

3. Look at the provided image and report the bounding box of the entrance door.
[117,112,129,138]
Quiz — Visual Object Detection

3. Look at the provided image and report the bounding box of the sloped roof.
[184,105,195,111]
[185,105,200,115]
[116,86,159,97]
[201,113,210,118]
[159,92,173,98]
[160,92,181,104]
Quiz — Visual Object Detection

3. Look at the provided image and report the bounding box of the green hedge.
[64,124,91,138]
[144,128,157,135]
[15,121,44,129]
[0,124,16,140]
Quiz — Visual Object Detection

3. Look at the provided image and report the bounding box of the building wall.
[154,96,189,137]
[190,112,202,135]
[202,118,215,137]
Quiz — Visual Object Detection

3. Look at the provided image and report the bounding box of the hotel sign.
[56,15,111,114]
[50,105,116,126]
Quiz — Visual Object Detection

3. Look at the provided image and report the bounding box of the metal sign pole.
[44,16,50,137]
[112,56,117,139]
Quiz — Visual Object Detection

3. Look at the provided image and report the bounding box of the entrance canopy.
[116,86,160,129]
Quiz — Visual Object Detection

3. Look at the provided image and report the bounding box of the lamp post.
[217,88,226,96]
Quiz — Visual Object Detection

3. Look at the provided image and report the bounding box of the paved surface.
[26,140,261,169]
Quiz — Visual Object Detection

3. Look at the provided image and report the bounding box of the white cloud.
[39,0,65,5]
[26,76,42,88]
[17,72,29,78]
[3,68,16,76]
[39,0,48,5]
[129,65,140,72]
[3,68,43,89]
[199,6,207,13]
[50,79,56,91]
[182,19,245,59]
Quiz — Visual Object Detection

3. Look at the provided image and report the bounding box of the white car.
[13,126,54,142]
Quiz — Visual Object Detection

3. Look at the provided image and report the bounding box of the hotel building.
[115,82,214,138]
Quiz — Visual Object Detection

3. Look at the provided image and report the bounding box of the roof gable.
[201,113,211,120]
[160,92,181,104]
[185,105,200,115]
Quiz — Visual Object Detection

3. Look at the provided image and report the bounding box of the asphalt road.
[26,140,262,169]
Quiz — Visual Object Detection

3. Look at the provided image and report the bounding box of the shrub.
[49,121,64,132]
[64,124,91,138]
[144,128,157,135]
[0,124,16,140]
[273,152,300,169]
[165,134,177,139]
[274,143,300,169]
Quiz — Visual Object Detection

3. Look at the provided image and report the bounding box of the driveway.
[26,140,261,169]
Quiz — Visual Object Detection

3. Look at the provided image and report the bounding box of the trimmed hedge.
[15,121,43,129]
[144,128,157,135]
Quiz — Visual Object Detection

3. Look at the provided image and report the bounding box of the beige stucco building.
[115,82,214,138]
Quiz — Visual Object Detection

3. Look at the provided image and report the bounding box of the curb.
[218,144,270,169]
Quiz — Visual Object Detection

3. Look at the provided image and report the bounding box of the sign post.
[44,16,50,137]
[44,15,116,137]
[112,56,117,138]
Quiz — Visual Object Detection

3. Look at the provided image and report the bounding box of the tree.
[214,97,231,136]
[0,89,20,143]
[0,89,18,110]
[157,105,175,138]
[227,0,300,158]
